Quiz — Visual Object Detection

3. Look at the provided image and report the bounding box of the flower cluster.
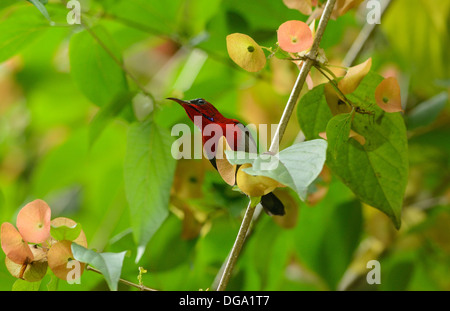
[1,199,87,282]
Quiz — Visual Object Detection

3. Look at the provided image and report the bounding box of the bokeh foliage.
[0,0,449,291]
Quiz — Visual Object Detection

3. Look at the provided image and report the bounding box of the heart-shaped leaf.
[298,72,408,229]
[226,139,328,200]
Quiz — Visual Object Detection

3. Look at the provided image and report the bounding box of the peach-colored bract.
[338,58,372,95]
[375,77,403,113]
[0,222,34,264]
[16,199,51,244]
[47,240,85,280]
[277,20,313,53]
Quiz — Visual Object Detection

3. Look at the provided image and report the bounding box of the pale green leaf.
[71,243,126,291]
[27,0,51,22]
[227,139,328,201]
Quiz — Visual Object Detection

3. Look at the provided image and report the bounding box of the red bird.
[168,97,285,216]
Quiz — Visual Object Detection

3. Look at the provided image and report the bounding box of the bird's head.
[167,97,239,127]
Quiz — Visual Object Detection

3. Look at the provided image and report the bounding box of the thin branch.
[214,0,337,291]
[314,65,354,108]
[81,19,156,102]
[86,265,158,291]
[214,202,258,291]
[268,0,336,154]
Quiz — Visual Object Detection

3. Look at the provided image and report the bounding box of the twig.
[342,0,392,67]
[86,265,158,291]
[211,204,263,290]
[81,19,156,102]
[314,65,354,108]
[214,0,337,291]
[269,0,336,153]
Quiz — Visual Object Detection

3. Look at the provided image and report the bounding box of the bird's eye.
[196,99,206,105]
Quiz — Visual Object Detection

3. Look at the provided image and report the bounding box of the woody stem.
[214,0,337,291]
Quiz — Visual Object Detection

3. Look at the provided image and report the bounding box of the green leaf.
[380,256,415,291]
[12,279,41,291]
[50,223,82,242]
[226,139,328,201]
[27,0,51,22]
[298,72,408,229]
[406,92,448,129]
[143,214,196,271]
[224,150,258,166]
[89,91,134,147]
[71,243,126,291]
[294,181,362,290]
[0,5,49,63]
[297,84,333,139]
[101,0,183,34]
[326,112,353,160]
[124,120,176,261]
[69,26,128,106]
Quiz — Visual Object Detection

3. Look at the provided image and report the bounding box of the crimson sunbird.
[168,97,285,216]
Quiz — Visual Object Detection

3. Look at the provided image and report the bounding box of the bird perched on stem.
[167,97,285,216]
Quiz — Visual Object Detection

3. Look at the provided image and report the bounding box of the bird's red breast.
[167,98,256,159]
[167,97,285,216]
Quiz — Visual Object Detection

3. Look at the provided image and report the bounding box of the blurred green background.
[0,0,449,290]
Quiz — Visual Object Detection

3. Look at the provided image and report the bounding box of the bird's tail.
[260,192,285,216]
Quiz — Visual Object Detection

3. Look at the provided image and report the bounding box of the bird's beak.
[166,97,191,106]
